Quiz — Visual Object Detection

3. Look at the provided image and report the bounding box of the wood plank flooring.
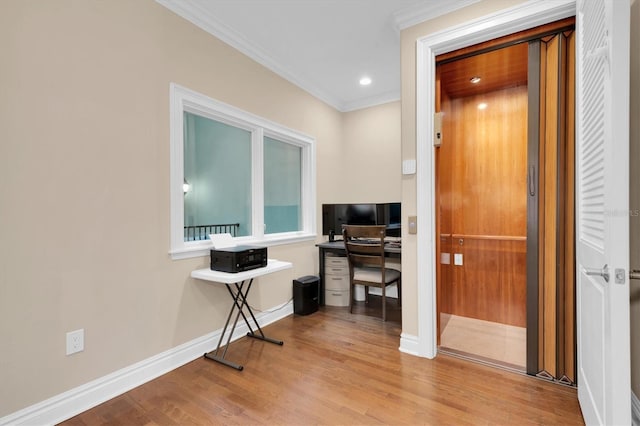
[60,299,583,425]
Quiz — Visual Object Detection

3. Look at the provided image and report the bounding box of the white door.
[576,0,631,424]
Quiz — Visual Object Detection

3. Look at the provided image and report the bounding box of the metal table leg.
[204,278,283,370]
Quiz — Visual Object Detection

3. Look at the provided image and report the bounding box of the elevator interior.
[435,18,577,384]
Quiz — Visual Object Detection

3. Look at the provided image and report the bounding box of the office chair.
[342,225,401,321]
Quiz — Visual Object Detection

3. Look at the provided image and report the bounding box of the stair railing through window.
[184,223,240,241]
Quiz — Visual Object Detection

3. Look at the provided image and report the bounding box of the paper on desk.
[209,233,236,249]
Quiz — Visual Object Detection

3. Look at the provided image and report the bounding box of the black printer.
[210,245,267,273]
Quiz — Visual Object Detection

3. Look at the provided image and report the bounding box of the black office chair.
[342,225,401,321]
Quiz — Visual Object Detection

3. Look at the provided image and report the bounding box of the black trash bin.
[293,275,319,315]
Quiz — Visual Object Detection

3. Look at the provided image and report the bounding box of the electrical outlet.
[66,329,84,355]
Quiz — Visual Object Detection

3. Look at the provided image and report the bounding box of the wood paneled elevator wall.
[435,18,576,384]
[437,69,529,328]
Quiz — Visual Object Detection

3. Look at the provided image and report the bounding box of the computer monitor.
[322,202,401,238]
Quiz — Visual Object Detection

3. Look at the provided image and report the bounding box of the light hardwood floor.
[439,313,527,370]
[61,298,583,425]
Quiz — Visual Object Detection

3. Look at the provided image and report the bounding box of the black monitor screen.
[346,203,377,225]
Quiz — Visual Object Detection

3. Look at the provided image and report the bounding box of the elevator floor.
[439,313,526,372]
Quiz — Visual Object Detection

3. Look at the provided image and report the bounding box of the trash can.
[293,275,319,315]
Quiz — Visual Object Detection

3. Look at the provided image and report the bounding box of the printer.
[210,245,267,273]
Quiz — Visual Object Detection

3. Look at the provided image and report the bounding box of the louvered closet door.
[575,0,631,424]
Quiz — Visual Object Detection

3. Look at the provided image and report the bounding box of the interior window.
[184,112,252,239]
[169,83,316,259]
[264,136,302,234]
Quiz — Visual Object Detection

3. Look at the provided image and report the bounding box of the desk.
[316,240,400,305]
[191,259,292,371]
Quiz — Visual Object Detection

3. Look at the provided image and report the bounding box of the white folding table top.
[191,259,292,284]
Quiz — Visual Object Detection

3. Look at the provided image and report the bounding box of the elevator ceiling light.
[359,76,372,86]
[470,76,481,84]
[478,103,488,110]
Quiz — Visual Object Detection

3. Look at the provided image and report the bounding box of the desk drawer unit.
[325,254,347,270]
[325,274,349,290]
[325,288,350,306]
[324,254,349,306]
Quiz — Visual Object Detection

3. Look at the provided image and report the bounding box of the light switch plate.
[408,215,417,234]
[441,253,450,264]
[454,253,463,266]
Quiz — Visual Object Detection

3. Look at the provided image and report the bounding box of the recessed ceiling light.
[470,76,481,84]
[359,76,372,86]
[478,102,488,110]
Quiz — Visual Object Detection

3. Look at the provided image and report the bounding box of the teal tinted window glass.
[264,136,301,234]
[183,112,252,240]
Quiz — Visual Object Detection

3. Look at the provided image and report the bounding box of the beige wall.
[338,102,402,204]
[631,0,640,399]
[0,0,403,417]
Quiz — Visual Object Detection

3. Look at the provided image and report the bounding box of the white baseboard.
[399,332,420,356]
[0,302,293,426]
[632,390,640,426]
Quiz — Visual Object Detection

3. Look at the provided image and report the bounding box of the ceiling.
[438,42,529,99]
[156,0,481,112]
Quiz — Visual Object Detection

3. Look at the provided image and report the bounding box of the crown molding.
[341,90,401,112]
[156,0,344,110]
[392,0,482,32]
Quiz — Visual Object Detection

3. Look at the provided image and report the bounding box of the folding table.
[191,259,292,371]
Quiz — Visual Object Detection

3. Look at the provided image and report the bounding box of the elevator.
[435,18,577,384]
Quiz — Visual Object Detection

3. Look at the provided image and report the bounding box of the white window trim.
[169,83,316,260]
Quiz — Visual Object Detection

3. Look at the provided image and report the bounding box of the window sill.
[170,232,317,260]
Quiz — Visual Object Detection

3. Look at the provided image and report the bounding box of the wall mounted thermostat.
[402,159,416,175]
